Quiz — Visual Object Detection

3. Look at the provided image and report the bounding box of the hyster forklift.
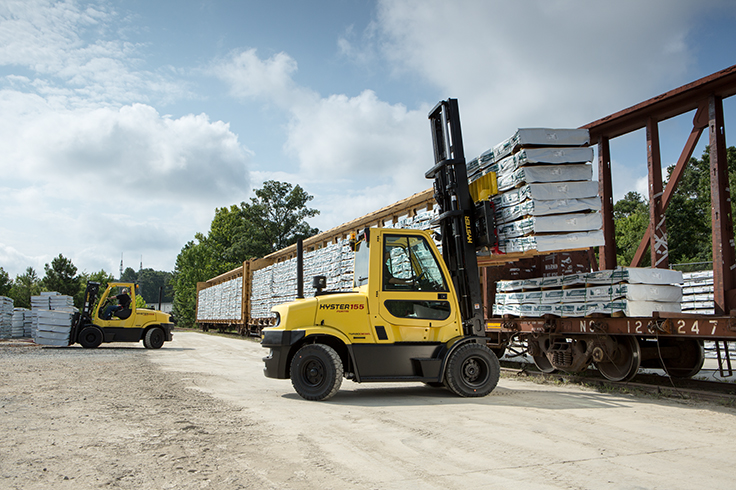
[261,99,500,400]
[70,281,174,349]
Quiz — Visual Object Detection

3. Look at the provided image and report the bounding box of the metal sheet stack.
[31,292,77,346]
[468,128,604,254]
[494,267,683,317]
[681,270,715,314]
[197,277,243,321]
[12,308,28,338]
[250,239,356,319]
[0,296,13,339]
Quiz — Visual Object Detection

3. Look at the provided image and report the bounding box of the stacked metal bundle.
[12,308,28,338]
[467,128,604,254]
[0,296,13,339]
[30,292,77,345]
[494,267,682,318]
[249,239,357,319]
[23,310,33,337]
[681,270,715,314]
[35,309,76,346]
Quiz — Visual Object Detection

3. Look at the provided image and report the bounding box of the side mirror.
[312,275,327,295]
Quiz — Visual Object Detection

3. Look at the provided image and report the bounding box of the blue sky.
[1,0,736,278]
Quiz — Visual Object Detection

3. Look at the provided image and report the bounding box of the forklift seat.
[113,308,132,320]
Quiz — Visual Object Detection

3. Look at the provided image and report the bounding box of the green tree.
[0,267,11,296]
[664,145,736,266]
[172,235,226,328]
[137,268,173,304]
[613,191,650,267]
[238,180,320,254]
[9,267,41,308]
[171,180,320,328]
[120,267,138,282]
[42,255,81,305]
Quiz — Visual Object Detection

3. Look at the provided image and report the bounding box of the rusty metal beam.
[709,95,736,314]
[646,118,669,268]
[597,136,616,269]
[583,64,736,143]
[630,102,708,267]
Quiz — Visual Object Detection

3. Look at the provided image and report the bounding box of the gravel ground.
[0,341,263,489]
[2,332,736,490]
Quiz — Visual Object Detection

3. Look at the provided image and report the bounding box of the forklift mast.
[69,281,100,344]
[426,99,493,337]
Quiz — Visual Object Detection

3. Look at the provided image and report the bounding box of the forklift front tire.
[143,327,165,349]
[290,343,343,401]
[79,326,103,349]
[445,343,499,397]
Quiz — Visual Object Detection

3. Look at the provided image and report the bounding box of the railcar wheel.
[290,344,343,401]
[445,343,500,397]
[79,326,103,348]
[143,327,165,349]
[595,336,641,382]
[660,338,705,378]
[532,355,556,374]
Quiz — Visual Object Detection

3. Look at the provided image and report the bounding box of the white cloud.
[213,48,316,108]
[372,0,714,157]
[215,49,434,196]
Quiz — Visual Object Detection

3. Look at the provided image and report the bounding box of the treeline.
[614,146,736,268]
[0,255,173,309]
[171,180,320,328]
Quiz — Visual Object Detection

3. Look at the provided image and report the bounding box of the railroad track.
[500,359,736,403]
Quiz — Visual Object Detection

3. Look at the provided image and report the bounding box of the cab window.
[382,235,448,292]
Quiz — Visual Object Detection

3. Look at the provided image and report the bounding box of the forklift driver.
[102,288,131,320]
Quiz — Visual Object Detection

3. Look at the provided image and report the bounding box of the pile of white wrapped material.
[30,292,77,346]
[197,277,243,321]
[681,270,715,314]
[468,128,604,254]
[0,296,13,339]
[493,267,683,318]
[250,239,355,319]
[12,308,28,338]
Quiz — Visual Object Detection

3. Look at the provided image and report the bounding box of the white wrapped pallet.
[493,268,683,318]
[12,308,28,338]
[0,296,13,339]
[35,308,76,346]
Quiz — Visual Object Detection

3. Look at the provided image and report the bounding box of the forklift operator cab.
[97,284,138,325]
[380,235,452,321]
[101,286,132,320]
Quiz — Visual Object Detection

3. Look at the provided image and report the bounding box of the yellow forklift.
[262,99,500,400]
[70,281,173,348]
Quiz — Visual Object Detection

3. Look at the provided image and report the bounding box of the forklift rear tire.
[290,343,343,401]
[143,327,165,349]
[79,326,103,349]
[445,343,500,397]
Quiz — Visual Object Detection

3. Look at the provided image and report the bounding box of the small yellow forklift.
[70,281,173,348]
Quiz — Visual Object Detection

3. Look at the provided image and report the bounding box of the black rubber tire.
[79,326,103,349]
[143,327,165,349]
[445,343,500,397]
[290,344,343,401]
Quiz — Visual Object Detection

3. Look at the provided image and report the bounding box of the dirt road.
[1,331,734,489]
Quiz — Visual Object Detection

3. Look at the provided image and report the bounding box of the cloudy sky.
[1,0,735,279]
